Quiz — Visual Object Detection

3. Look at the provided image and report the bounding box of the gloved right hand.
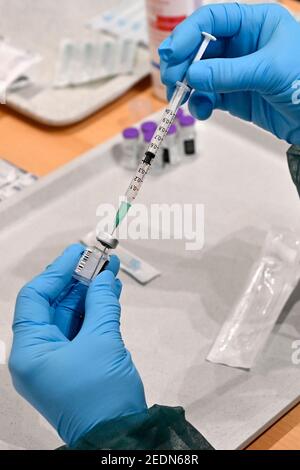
[159,3,300,145]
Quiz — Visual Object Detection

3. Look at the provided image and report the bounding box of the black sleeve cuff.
[59,405,214,451]
[287,145,300,197]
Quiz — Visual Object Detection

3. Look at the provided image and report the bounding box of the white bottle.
[122,127,140,170]
[145,0,203,101]
[179,115,197,157]
[163,124,181,165]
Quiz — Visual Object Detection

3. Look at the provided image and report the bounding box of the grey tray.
[0,111,299,449]
[0,0,150,126]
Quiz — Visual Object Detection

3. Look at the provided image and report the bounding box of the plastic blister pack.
[87,0,148,46]
[54,37,138,88]
[207,230,300,369]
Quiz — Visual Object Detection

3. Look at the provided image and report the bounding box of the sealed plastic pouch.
[207,229,300,369]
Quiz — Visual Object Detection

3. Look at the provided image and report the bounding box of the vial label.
[163,148,170,164]
[73,248,109,284]
[74,248,94,275]
[184,139,195,155]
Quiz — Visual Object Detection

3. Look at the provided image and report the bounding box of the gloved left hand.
[9,244,147,446]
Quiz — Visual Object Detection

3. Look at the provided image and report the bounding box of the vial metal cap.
[96,231,119,249]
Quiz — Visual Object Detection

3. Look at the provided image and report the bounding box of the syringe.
[112,31,216,233]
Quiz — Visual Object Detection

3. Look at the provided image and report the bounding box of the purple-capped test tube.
[168,124,177,135]
[122,127,140,170]
[176,107,184,120]
[123,127,139,139]
[179,115,196,127]
[143,130,154,144]
[179,115,196,156]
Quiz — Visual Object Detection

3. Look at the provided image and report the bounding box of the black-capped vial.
[179,115,197,156]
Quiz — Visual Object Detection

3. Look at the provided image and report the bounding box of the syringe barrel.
[125,160,150,203]
[146,81,190,157]
[123,81,190,205]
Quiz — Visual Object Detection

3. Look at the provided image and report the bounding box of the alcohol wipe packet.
[0,40,40,103]
[207,229,300,369]
[80,230,160,285]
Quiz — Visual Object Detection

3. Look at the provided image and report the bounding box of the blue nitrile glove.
[9,244,147,446]
[159,3,300,145]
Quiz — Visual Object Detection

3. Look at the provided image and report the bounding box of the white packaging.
[0,184,21,199]
[120,38,139,75]
[54,38,138,88]
[145,0,202,101]
[0,159,37,202]
[80,230,160,284]
[117,245,161,284]
[14,173,37,189]
[87,0,148,46]
[207,230,300,370]
[0,159,18,188]
[0,40,40,103]
[54,39,74,88]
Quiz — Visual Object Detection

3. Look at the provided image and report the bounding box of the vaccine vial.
[179,115,197,156]
[73,232,119,286]
[144,130,164,173]
[175,107,184,121]
[163,124,181,165]
[73,245,109,286]
[122,127,140,170]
